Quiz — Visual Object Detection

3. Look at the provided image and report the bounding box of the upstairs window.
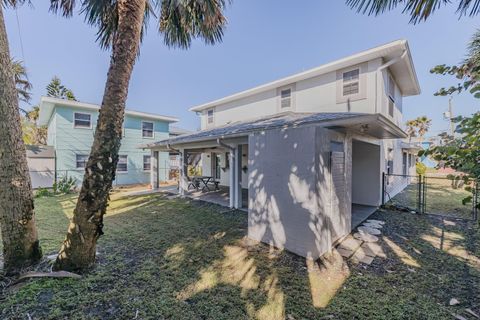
[280,88,292,109]
[142,121,154,138]
[74,112,91,129]
[117,155,128,172]
[207,109,214,124]
[76,154,88,169]
[388,75,396,117]
[342,69,360,96]
[143,155,151,171]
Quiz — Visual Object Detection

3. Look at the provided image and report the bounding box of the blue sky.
[5,1,479,134]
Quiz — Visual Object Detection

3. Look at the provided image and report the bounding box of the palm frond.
[12,59,32,103]
[2,0,27,8]
[49,0,76,17]
[159,0,228,49]
[346,0,479,23]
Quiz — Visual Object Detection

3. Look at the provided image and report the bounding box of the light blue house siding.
[48,104,170,185]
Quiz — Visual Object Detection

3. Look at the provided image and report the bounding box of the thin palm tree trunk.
[53,0,146,272]
[0,6,42,275]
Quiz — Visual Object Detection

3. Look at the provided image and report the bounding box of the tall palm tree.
[12,59,32,103]
[0,0,42,275]
[346,0,480,23]
[405,119,418,142]
[416,116,431,142]
[50,0,228,271]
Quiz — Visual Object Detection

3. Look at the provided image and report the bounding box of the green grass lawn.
[1,191,479,319]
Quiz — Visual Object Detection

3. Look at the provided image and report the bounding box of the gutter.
[375,50,407,114]
[216,138,235,151]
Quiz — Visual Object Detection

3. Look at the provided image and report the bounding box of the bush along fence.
[382,172,478,220]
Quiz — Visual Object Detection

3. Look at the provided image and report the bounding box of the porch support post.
[229,149,235,208]
[179,148,187,196]
[150,150,159,189]
[234,145,242,209]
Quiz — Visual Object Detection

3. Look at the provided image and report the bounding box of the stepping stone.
[336,247,354,259]
[358,226,381,235]
[367,219,385,225]
[357,246,376,258]
[352,250,375,265]
[338,236,362,252]
[361,242,386,258]
[353,232,379,243]
[362,222,383,229]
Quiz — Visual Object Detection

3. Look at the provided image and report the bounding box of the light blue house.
[38,96,178,186]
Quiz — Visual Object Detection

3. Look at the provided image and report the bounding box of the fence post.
[381,172,386,206]
[417,175,422,214]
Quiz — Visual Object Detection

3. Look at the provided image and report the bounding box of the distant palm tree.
[405,119,418,142]
[49,0,228,272]
[12,59,32,103]
[416,116,431,142]
[346,0,480,23]
[0,1,42,275]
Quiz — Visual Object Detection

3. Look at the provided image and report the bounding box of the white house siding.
[248,125,351,259]
[27,157,55,189]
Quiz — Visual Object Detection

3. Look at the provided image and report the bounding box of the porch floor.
[351,204,378,229]
[162,185,248,210]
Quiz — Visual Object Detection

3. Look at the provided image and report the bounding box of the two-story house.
[145,40,421,260]
[38,96,178,186]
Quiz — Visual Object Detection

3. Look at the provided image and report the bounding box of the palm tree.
[12,59,32,103]
[346,0,480,23]
[405,119,417,142]
[50,0,228,272]
[416,116,431,142]
[0,1,42,275]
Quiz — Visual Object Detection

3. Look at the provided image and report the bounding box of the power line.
[14,8,26,63]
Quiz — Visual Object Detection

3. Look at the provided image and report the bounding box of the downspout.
[216,138,235,151]
[375,50,407,114]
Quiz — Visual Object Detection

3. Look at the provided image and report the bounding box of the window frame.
[75,154,89,169]
[388,74,396,117]
[206,109,215,125]
[143,155,151,171]
[141,121,154,139]
[336,63,367,104]
[117,155,128,173]
[277,84,295,111]
[73,112,92,129]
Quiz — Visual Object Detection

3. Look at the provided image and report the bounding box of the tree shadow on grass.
[2,196,479,320]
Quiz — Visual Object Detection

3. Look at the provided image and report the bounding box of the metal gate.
[382,172,478,220]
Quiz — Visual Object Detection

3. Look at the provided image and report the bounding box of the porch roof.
[141,112,407,150]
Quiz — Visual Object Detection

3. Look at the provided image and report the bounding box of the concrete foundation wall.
[248,125,350,259]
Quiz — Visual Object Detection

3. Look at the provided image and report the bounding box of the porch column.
[229,149,235,208]
[179,148,188,196]
[234,145,242,209]
[150,150,159,189]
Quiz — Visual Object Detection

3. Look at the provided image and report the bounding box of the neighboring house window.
[117,155,128,172]
[388,75,396,117]
[142,121,154,138]
[402,152,407,175]
[76,154,88,169]
[280,88,292,109]
[386,148,394,175]
[207,109,214,125]
[342,69,360,96]
[74,112,91,129]
[143,155,151,171]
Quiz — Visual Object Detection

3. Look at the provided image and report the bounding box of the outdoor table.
[193,176,214,192]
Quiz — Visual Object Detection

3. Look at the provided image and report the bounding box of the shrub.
[35,187,53,198]
[53,176,77,194]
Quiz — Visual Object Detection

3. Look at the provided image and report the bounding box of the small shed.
[26,145,55,189]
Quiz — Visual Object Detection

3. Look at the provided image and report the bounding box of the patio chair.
[187,177,200,191]
[208,180,220,191]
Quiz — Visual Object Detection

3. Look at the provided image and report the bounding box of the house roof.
[38,96,179,126]
[189,40,420,112]
[26,145,55,158]
[170,126,193,136]
[142,112,407,150]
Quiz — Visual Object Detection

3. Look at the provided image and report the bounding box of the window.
[76,154,88,169]
[386,148,394,175]
[207,109,214,124]
[402,152,407,175]
[74,112,91,128]
[117,155,128,172]
[388,75,396,117]
[142,121,154,138]
[280,88,292,108]
[342,69,360,96]
[143,155,151,171]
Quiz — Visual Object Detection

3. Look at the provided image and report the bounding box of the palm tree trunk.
[0,6,42,275]
[53,0,146,272]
